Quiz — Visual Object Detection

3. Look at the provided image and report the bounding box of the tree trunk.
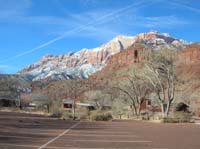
[47,105,50,113]
[132,104,138,116]
[161,103,165,118]
[72,100,76,120]
[136,105,141,118]
[165,100,172,117]
[19,104,22,110]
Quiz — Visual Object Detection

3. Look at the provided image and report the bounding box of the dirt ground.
[0,111,200,149]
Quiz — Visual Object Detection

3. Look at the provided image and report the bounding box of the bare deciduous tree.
[28,93,52,113]
[115,69,151,117]
[84,90,112,110]
[0,75,28,108]
[66,79,89,120]
[144,49,176,118]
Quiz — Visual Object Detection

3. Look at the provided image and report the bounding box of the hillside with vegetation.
[0,32,199,122]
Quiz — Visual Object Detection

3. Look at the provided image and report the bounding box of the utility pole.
[72,80,78,120]
[68,79,91,120]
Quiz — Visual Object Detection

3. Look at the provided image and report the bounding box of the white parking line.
[66,148,168,149]
[59,139,152,143]
[0,143,168,149]
[66,133,138,137]
[71,130,136,134]
[0,131,63,136]
[38,122,80,149]
[0,134,34,139]
[48,148,167,149]
[0,116,58,120]
[0,143,72,149]
[0,143,38,148]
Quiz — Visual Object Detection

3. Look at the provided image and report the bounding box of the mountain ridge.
[18,31,189,81]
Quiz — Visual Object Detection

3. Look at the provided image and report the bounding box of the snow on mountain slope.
[18,31,189,81]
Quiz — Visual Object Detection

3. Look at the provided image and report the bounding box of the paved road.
[0,112,200,149]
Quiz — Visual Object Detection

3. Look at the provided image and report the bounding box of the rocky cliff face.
[176,43,200,79]
[108,31,189,66]
[108,42,152,65]
[180,43,200,64]
[19,35,137,81]
[19,31,188,81]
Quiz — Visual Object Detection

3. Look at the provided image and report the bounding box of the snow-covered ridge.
[19,31,189,81]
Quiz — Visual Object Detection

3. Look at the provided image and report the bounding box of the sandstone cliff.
[19,31,188,81]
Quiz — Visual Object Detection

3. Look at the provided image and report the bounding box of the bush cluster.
[62,110,73,120]
[90,110,113,121]
[162,112,193,123]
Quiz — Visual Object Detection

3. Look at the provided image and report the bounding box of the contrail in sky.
[169,0,200,14]
[0,0,148,63]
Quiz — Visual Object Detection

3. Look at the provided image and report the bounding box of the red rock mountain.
[177,43,200,78]
[180,43,200,64]
[18,31,189,81]
[108,41,152,65]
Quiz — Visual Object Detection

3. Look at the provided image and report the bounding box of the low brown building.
[62,99,95,111]
[62,99,73,109]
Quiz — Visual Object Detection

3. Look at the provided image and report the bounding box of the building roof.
[77,102,95,107]
[62,99,73,104]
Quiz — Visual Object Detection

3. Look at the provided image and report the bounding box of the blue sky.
[0,0,199,74]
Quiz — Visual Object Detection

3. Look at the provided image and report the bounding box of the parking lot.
[0,112,200,149]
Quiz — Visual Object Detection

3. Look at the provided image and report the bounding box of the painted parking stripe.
[54,139,152,143]
[38,122,80,149]
[47,147,167,149]
[0,116,58,120]
[66,148,168,149]
[0,143,73,149]
[0,131,64,136]
[65,133,138,137]
[0,143,38,148]
[0,134,34,139]
[70,130,137,134]
[0,143,168,149]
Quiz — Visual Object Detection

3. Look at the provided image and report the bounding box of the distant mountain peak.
[19,31,189,81]
[147,30,170,35]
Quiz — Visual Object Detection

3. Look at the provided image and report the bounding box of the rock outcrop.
[19,35,137,81]
[180,43,200,64]
[177,43,200,79]
[19,31,188,81]
[108,42,152,65]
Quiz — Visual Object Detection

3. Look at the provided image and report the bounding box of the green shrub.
[50,99,62,118]
[76,108,90,120]
[62,110,73,120]
[90,110,113,121]
[141,112,150,120]
[50,110,62,118]
[162,112,192,123]
[162,117,178,123]
[50,106,62,118]
[173,111,192,123]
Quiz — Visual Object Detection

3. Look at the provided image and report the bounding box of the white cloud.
[0,0,148,62]
[0,0,191,63]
